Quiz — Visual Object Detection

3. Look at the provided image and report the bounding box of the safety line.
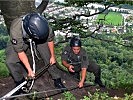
[0,83,92,100]
[0,87,69,100]
[29,39,36,92]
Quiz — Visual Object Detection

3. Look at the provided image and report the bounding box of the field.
[97,12,123,26]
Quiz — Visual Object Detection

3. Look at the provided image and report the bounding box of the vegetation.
[0,24,9,50]
[0,24,9,77]
[60,90,133,100]
[0,49,9,77]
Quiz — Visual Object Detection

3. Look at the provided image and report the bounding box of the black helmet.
[22,13,49,40]
[70,37,81,47]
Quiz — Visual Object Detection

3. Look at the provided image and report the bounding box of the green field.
[97,12,123,26]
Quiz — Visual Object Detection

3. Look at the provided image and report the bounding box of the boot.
[54,78,67,92]
[10,78,26,100]
[95,78,105,88]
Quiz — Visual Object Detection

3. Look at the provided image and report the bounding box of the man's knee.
[87,61,101,76]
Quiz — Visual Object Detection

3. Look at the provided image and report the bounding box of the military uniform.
[61,45,102,83]
[6,17,61,85]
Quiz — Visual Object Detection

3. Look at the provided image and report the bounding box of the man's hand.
[50,56,56,65]
[78,81,84,88]
[28,69,35,79]
[68,65,75,72]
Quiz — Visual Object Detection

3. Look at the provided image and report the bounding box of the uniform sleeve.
[81,49,89,68]
[47,27,55,42]
[10,18,24,53]
[61,45,70,62]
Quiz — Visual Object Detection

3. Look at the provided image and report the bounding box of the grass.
[96,12,123,26]
[0,50,9,77]
[0,62,9,77]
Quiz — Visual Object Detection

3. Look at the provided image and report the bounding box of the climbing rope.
[28,39,36,92]
[0,83,91,100]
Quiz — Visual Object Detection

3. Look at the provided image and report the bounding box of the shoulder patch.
[11,39,17,45]
[63,51,67,55]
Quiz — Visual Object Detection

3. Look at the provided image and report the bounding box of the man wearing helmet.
[61,36,105,88]
[6,13,66,95]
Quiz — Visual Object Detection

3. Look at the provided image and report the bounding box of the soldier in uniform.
[61,37,105,88]
[6,13,66,95]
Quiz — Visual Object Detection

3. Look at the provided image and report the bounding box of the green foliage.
[0,49,6,63]
[81,90,133,100]
[0,62,9,77]
[79,37,133,92]
[62,91,76,100]
[0,24,9,50]
[89,89,110,100]
[0,24,8,36]
[58,90,133,99]
[0,50,9,77]
[0,35,9,50]
[124,94,133,100]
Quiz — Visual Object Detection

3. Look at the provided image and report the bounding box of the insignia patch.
[12,39,17,45]
[64,51,67,55]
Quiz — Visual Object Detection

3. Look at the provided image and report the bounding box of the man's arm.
[18,51,35,77]
[48,41,56,65]
[78,68,87,88]
[62,60,75,72]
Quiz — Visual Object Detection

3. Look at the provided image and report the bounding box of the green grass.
[96,12,123,26]
[0,62,9,77]
[0,50,9,77]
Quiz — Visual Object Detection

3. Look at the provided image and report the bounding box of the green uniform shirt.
[61,45,89,69]
[10,17,54,53]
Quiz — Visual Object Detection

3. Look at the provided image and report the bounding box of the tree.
[0,0,49,32]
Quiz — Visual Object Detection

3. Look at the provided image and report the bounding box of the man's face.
[72,46,81,54]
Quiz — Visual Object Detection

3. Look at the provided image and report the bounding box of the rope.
[0,85,85,100]
[28,39,36,92]
[0,83,92,100]
[1,81,28,100]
